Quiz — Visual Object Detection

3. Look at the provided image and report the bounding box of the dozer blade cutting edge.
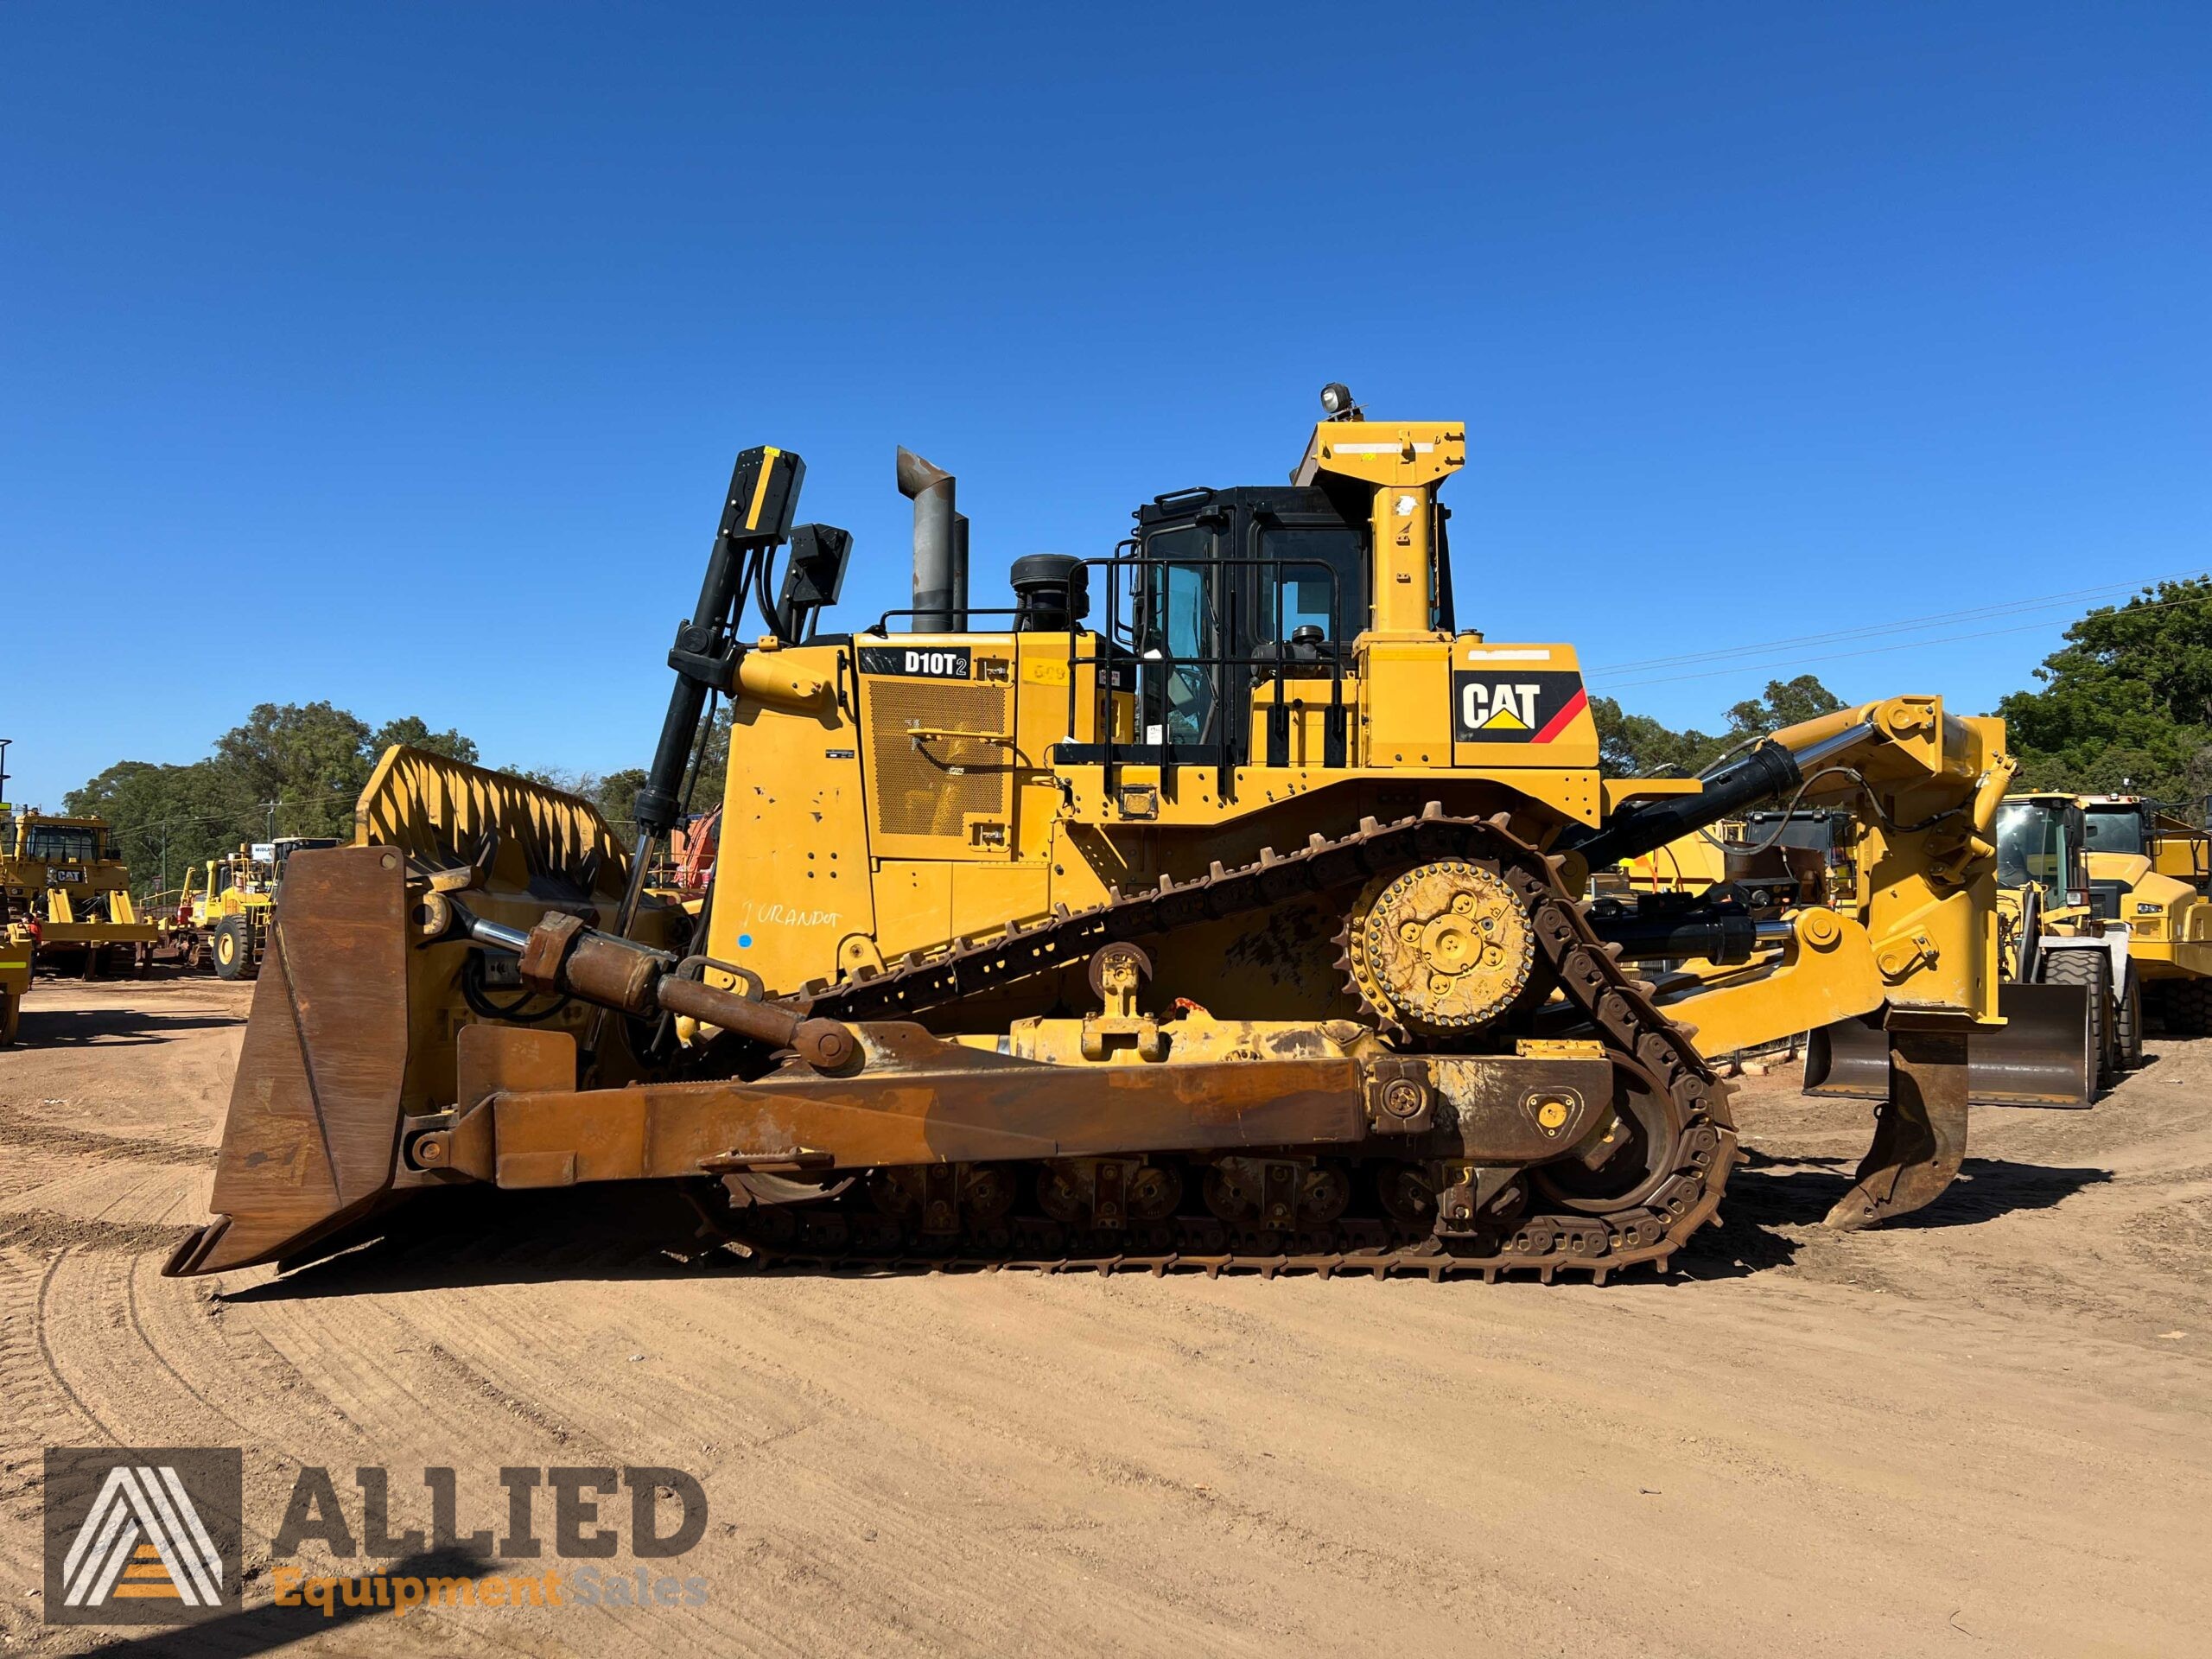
[1806,982,2096,1109]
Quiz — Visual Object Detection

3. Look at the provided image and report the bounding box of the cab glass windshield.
[1995,802,2069,889]
[2082,808,2147,856]
[27,826,99,863]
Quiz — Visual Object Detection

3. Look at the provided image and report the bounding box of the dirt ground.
[1,977,2207,1657]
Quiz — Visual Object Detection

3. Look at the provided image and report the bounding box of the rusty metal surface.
[512,910,857,1068]
[163,846,412,1276]
[1807,982,2094,1109]
[443,1049,1369,1186]
[418,1040,1617,1192]
[1427,1056,1612,1159]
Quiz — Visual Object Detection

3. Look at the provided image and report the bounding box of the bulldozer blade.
[1806,982,2094,1109]
[1825,1027,1969,1230]
[164,846,412,1277]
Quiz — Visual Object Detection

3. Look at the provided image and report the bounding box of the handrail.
[1058,554,1347,800]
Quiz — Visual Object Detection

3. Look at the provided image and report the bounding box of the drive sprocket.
[1343,860,1535,1038]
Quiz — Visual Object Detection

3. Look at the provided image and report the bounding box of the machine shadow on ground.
[76,1547,491,1659]
[216,1185,739,1303]
[1678,1148,2113,1278]
[207,1150,2112,1301]
[16,1006,240,1046]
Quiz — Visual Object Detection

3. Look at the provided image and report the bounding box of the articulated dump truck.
[168,394,2016,1284]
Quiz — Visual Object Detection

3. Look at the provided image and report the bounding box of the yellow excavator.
[168,391,2012,1284]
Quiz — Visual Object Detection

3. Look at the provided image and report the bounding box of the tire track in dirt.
[10,977,2212,1656]
[0,1101,216,1166]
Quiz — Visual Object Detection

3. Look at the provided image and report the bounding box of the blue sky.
[3,3,2208,810]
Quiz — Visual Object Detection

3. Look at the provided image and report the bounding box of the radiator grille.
[867,681,1010,839]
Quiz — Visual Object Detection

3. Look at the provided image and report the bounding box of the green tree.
[1588,697,1722,778]
[65,759,259,904]
[369,716,479,766]
[1724,673,1845,739]
[1999,579,2212,799]
[591,767,650,833]
[1589,676,1847,779]
[212,702,374,841]
[66,702,483,899]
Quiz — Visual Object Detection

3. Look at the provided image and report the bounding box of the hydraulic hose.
[1561,719,1880,872]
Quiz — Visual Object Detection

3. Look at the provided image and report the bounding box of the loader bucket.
[1805,982,2094,1109]
[164,846,413,1276]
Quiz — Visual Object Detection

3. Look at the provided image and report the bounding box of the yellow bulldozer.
[168,392,2016,1284]
[0,919,30,1046]
[0,806,165,977]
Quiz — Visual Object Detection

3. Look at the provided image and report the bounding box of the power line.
[105,787,361,845]
[1587,567,2211,677]
[1594,588,2212,692]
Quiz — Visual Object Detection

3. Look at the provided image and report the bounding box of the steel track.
[721,805,1738,1281]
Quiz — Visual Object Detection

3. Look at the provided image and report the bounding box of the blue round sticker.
[737,933,753,949]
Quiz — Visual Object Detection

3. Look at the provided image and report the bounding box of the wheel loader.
[185,836,343,979]
[1808,791,2131,1107]
[167,391,2014,1284]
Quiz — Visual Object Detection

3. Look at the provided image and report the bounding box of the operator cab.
[1096,456,1457,772]
[1123,485,1370,754]
[1995,796,2089,905]
[22,821,104,865]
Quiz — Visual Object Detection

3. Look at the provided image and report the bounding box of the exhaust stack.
[898,447,961,631]
[952,511,969,628]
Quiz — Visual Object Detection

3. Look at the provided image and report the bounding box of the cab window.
[1255,527,1362,654]
[1996,803,2073,889]
[2082,809,2147,856]
[28,826,99,863]
[1139,526,1218,747]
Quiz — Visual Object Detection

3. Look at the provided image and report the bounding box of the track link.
[728,805,1738,1281]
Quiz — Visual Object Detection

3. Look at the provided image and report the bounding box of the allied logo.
[44,1448,242,1625]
